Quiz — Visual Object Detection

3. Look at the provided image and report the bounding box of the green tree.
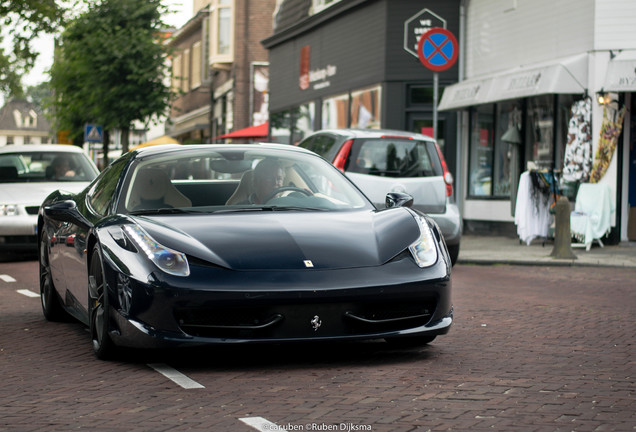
[0,0,68,99]
[50,0,173,163]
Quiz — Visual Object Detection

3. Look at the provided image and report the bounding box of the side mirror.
[43,200,90,228]
[385,192,413,208]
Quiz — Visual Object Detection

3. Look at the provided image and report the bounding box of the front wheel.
[88,246,117,360]
[39,229,66,321]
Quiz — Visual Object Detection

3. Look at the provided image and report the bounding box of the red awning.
[215,122,268,139]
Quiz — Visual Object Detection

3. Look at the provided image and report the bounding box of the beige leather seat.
[225,170,253,205]
[127,168,191,211]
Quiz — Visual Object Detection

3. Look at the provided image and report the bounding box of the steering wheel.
[265,186,312,203]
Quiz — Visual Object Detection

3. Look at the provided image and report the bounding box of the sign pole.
[417,27,458,142]
[433,72,438,141]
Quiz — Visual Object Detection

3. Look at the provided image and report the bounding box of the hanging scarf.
[590,106,626,183]
[562,99,592,182]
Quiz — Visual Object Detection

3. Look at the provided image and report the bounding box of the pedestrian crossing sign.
[84,124,103,143]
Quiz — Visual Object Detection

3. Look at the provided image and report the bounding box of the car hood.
[133,208,420,271]
[0,182,88,206]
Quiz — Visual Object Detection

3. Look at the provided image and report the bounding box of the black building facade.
[262,0,461,181]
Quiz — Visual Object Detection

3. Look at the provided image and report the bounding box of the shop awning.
[438,54,588,111]
[215,122,268,140]
[602,50,636,92]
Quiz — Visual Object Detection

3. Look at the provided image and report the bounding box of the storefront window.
[494,102,522,197]
[350,85,381,129]
[271,110,291,144]
[294,103,315,144]
[322,93,349,129]
[556,94,577,172]
[468,104,494,197]
[526,95,554,168]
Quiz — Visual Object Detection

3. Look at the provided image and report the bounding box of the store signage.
[404,8,446,58]
[417,28,458,72]
[505,72,542,92]
[299,44,337,91]
[309,65,337,90]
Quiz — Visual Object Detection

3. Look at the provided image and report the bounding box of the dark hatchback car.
[299,129,462,265]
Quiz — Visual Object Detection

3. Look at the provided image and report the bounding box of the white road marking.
[148,363,205,389]
[240,417,281,431]
[0,274,16,283]
[17,289,40,298]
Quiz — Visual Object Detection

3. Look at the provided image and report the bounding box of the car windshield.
[122,147,371,214]
[0,151,98,183]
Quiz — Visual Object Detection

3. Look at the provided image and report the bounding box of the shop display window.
[322,93,349,129]
[468,104,494,197]
[494,102,522,197]
[526,95,554,167]
[350,85,381,129]
[294,103,316,144]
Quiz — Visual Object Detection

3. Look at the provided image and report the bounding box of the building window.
[24,136,31,144]
[271,110,291,144]
[322,93,349,129]
[191,42,202,89]
[294,103,315,144]
[526,95,554,168]
[350,85,381,129]
[41,137,49,144]
[270,103,315,145]
[182,48,191,93]
[210,0,233,63]
[468,104,494,197]
[494,101,522,197]
[172,54,182,94]
[7,136,14,145]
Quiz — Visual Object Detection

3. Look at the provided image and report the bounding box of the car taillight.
[333,139,354,172]
[435,143,453,197]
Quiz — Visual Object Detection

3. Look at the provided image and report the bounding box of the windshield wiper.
[128,208,201,215]
[262,205,328,211]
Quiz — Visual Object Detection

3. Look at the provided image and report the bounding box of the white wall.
[595,0,636,50]
[465,0,594,78]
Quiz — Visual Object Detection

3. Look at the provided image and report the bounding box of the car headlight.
[0,205,19,216]
[123,225,190,277]
[408,214,438,268]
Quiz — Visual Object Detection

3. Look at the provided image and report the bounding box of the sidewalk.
[457,234,636,268]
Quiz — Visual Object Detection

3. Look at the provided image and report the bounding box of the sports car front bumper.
[103,253,452,349]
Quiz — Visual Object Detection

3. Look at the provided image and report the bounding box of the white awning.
[439,53,588,111]
[602,50,636,92]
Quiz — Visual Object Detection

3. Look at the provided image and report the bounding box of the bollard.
[550,196,577,259]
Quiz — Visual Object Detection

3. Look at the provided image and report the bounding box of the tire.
[88,246,117,360]
[39,230,67,321]
[385,335,436,348]
[447,243,460,267]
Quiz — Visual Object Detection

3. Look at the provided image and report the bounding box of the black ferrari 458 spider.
[38,143,452,359]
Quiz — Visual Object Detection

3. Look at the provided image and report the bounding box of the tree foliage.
[49,0,173,159]
[0,0,68,99]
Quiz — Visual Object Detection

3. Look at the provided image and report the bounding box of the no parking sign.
[417,27,458,72]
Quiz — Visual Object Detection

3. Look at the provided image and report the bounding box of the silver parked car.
[0,144,99,253]
[299,129,462,265]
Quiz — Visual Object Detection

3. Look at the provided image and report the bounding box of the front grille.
[174,299,437,340]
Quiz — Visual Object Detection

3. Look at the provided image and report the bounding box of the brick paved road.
[0,261,634,432]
